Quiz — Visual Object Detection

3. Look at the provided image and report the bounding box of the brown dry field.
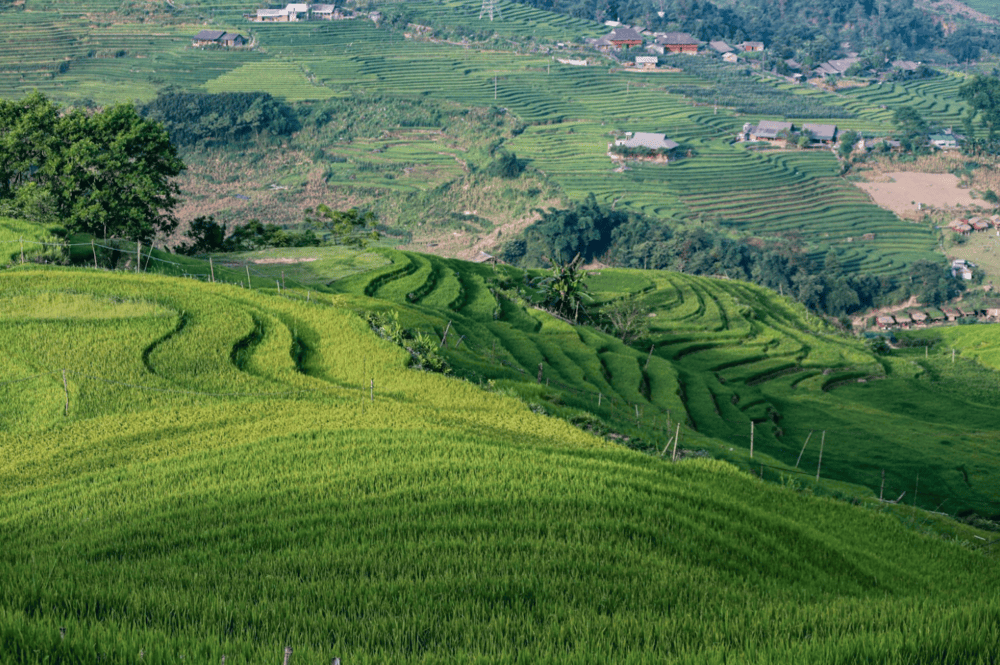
[851,153,1000,219]
[853,172,978,217]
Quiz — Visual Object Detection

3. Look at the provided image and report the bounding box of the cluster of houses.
[737,120,838,145]
[589,26,763,65]
[874,304,1000,329]
[245,3,378,22]
[947,216,1000,237]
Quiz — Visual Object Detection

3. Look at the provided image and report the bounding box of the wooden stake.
[794,430,813,468]
[276,280,281,294]
[370,377,374,402]
[925,346,928,358]
[815,430,826,481]
[952,348,956,363]
[440,320,452,347]
[537,363,543,383]
[61,369,69,417]
[671,423,680,461]
[644,344,655,369]
[19,237,24,263]
[246,265,252,289]
[281,270,285,289]
[92,239,98,269]
[283,646,293,665]
[879,468,885,501]
[136,241,141,273]
[209,257,215,283]
[749,421,755,458]
[598,392,602,407]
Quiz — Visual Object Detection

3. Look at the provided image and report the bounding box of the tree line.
[499,195,963,318]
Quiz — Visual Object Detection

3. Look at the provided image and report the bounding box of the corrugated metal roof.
[615,132,679,150]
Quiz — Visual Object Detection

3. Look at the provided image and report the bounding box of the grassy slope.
[1,266,998,663]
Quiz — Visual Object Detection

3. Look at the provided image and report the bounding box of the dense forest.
[520,0,998,62]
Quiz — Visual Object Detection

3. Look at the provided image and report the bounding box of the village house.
[801,123,837,144]
[948,219,972,235]
[951,259,975,280]
[929,133,958,149]
[894,312,912,328]
[876,315,896,329]
[605,26,644,49]
[745,120,793,142]
[909,310,928,325]
[941,306,963,321]
[655,32,701,54]
[739,41,764,52]
[192,29,247,46]
[635,55,658,70]
[723,52,739,63]
[311,4,335,19]
[813,57,859,77]
[611,132,680,162]
[709,40,733,54]
[255,8,289,21]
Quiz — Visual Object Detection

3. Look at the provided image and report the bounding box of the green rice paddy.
[1,263,998,663]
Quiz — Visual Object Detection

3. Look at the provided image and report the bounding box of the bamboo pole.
[209,257,215,283]
[749,421,755,458]
[671,423,680,461]
[815,430,826,481]
[246,265,252,289]
[92,239,98,269]
[794,430,813,468]
[19,237,24,264]
[136,241,141,273]
[440,320,452,347]
[644,344,655,369]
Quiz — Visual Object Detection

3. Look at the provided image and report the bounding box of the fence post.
[879,469,885,501]
[815,430,826,481]
[283,646,292,665]
[749,421,754,458]
[209,257,215,283]
[537,363,543,384]
[92,239,98,269]
[671,423,680,461]
[247,265,252,289]
[644,344,655,369]
[440,320,452,347]
[136,241,141,273]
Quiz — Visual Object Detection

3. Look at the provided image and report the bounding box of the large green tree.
[960,75,1000,142]
[0,92,184,241]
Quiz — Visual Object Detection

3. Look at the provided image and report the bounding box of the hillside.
[0,0,970,282]
[1,265,999,663]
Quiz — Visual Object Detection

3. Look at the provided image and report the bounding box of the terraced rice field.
[1,267,997,663]
[325,249,1000,517]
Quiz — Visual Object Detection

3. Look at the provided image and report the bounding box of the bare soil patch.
[854,172,978,217]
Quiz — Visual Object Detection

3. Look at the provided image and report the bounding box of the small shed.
[876,315,896,328]
[709,40,733,53]
[723,52,739,63]
[635,56,658,69]
[941,307,962,321]
[614,132,679,151]
[740,41,764,51]
[311,4,335,19]
[909,311,928,324]
[930,134,958,149]
[193,29,226,46]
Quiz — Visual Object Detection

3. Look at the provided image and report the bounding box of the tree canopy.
[140,91,300,147]
[0,92,184,241]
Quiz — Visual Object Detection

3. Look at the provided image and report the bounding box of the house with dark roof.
[739,41,764,51]
[814,57,859,76]
[709,40,733,53]
[748,120,793,141]
[801,123,837,143]
[193,29,246,47]
[310,3,335,19]
[656,32,700,54]
[193,29,226,46]
[606,27,644,49]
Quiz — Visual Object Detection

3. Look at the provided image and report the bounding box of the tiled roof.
[709,40,732,53]
[656,32,700,45]
[607,27,644,42]
[752,120,793,139]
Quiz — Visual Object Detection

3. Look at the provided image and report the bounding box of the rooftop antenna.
[480,0,502,21]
